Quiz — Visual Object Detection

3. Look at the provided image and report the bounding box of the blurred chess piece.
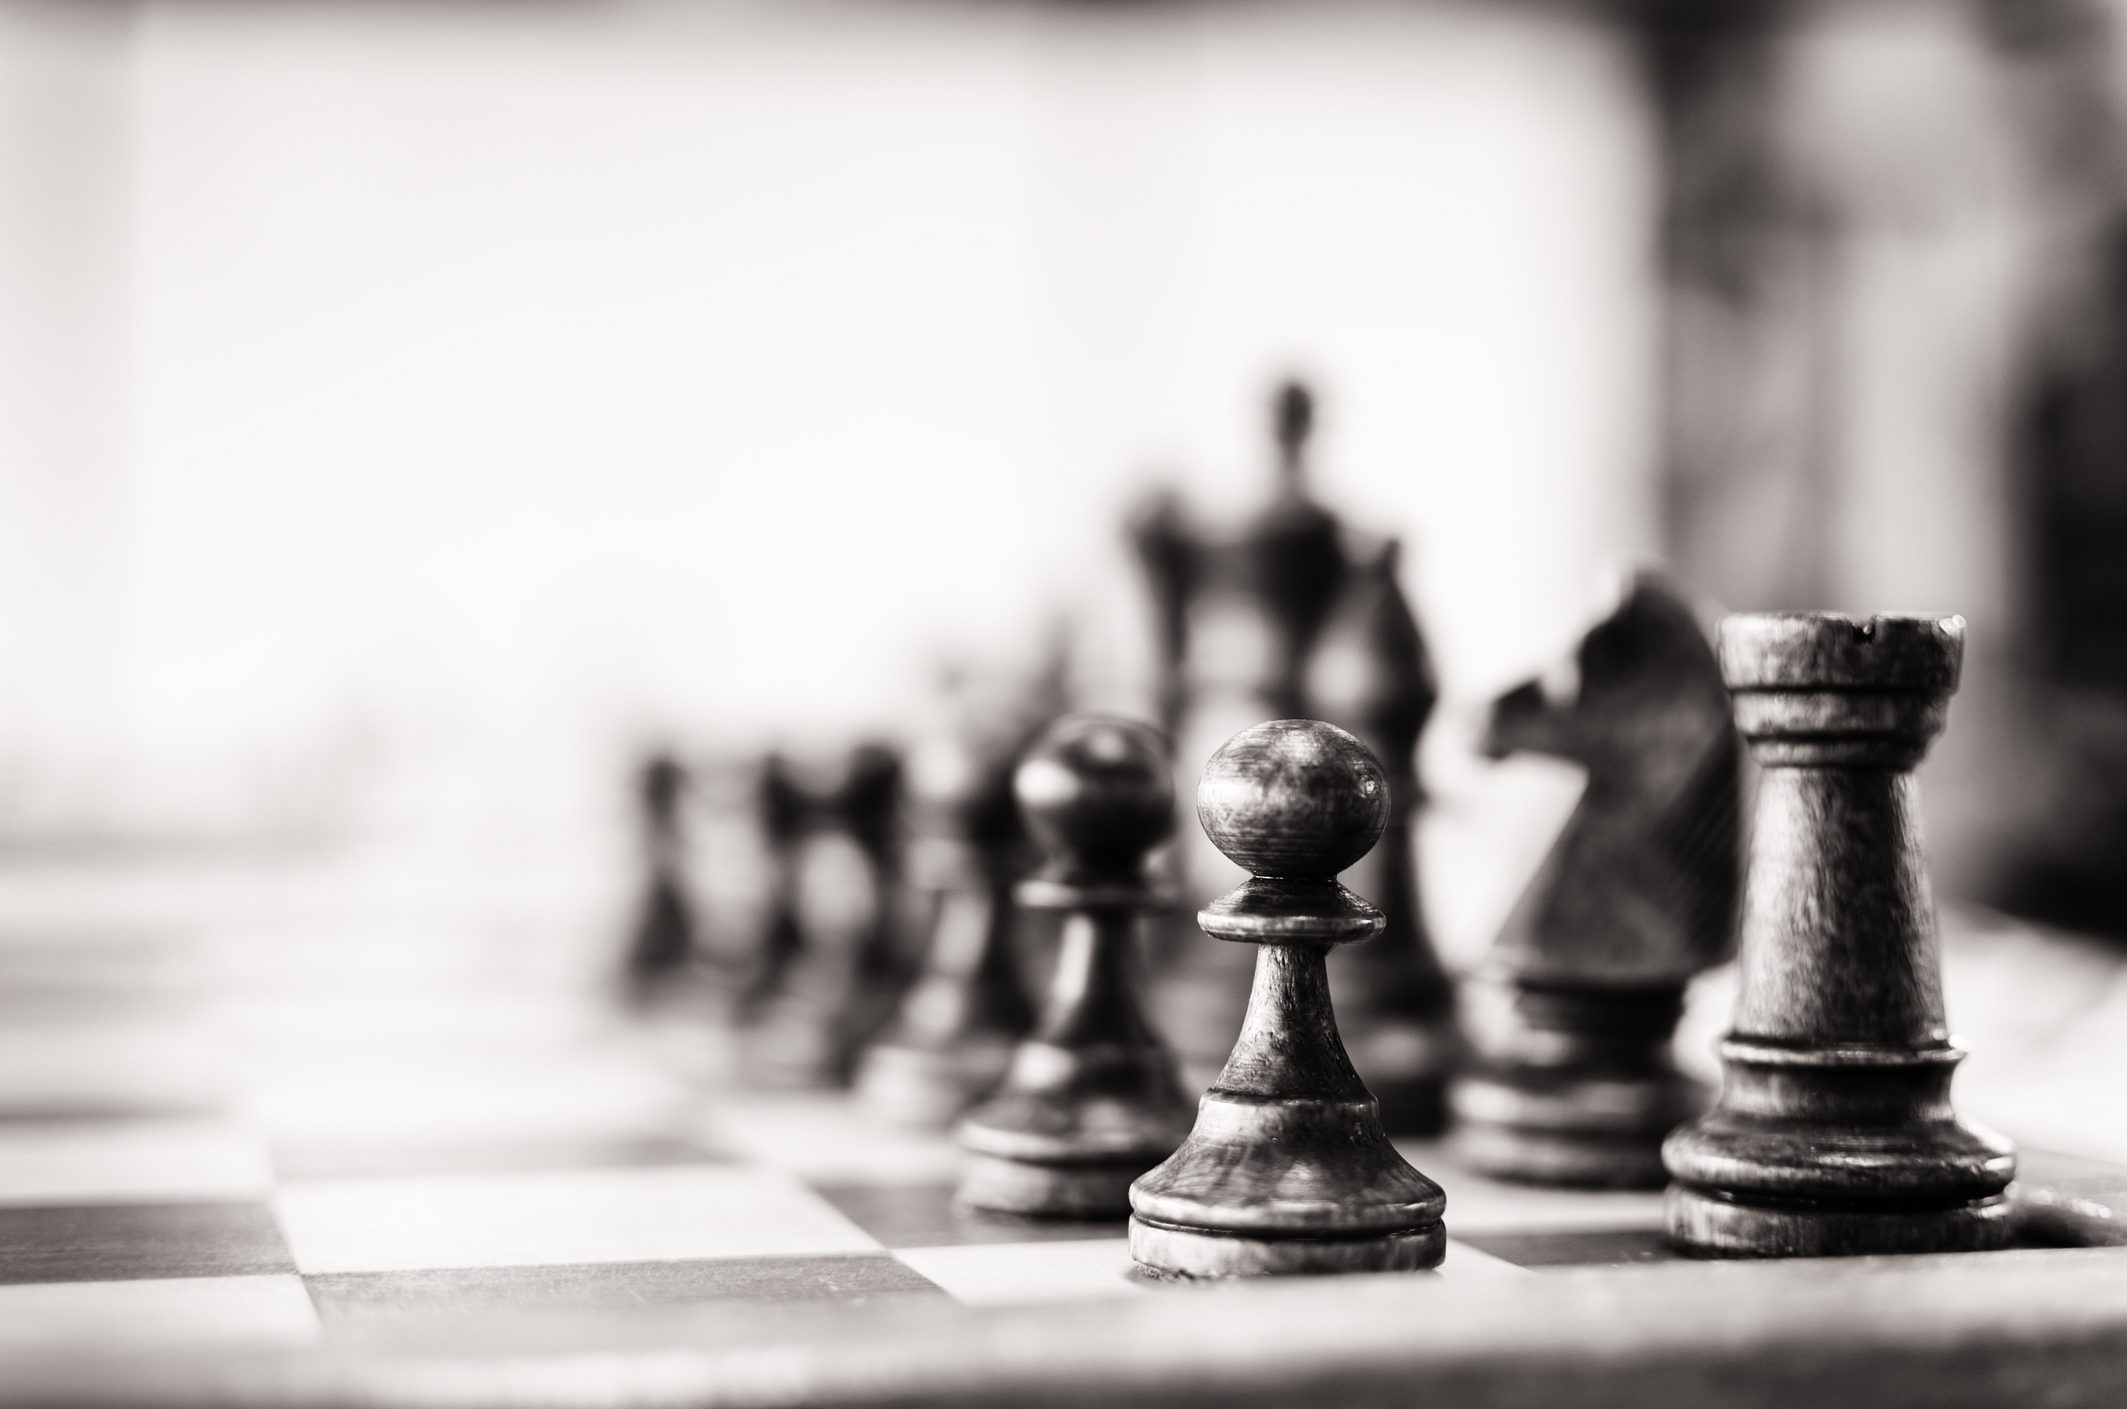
[1453,572,1741,1187]
[747,743,907,1087]
[734,751,809,1020]
[1157,379,1353,1087]
[854,684,1036,1128]
[1309,538,1461,1135]
[622,750,699,998]
[957,715,1192,1217]
[1128,487,1201,742]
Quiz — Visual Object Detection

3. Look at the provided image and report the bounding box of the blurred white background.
[0,0,1656,848]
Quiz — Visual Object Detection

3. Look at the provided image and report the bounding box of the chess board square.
[274,1167,879,1274]
[0,1275,318,1352]
[1437,1237,1536,1279]
[895,1239,1146,1307]
[307,1253,945,1329]
[811,1181,1127,1249]
[1399,1144,1668,1237]
[0,1023,232,1121]
[0,1119,272,1207]
[1454,1227,1683,1270]
[271,1134,730,1181]
[0,1202,293,1285]
[701,1094,960,1184]
[244,1046,692,1151]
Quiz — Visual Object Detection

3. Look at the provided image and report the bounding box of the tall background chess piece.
[957,715,1192,1217]
[1130,719,1446,1279]
[1156,380,1351,1088]
[1664,612,2015,1255]
[1452,572,1742,1186]
[1309,539,1461,1135]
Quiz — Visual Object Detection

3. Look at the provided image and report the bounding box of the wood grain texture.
[1454,573,1741,1188]
[1664,611,2015,1256]
[10,1249,2127,1408]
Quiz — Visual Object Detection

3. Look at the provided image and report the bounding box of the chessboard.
[0,851,2124,1409]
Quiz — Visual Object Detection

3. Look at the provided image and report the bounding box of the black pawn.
[1453,573,1742,1186]
[734,751,809,1019]
[1663,613,2015,1256]
[623,751,697,994]
[1308,539,1460,1135]
[854,713,1034,1128]
[1129,719,1445,1279]
[748,745,901,1086]
[957,716,1193,1218]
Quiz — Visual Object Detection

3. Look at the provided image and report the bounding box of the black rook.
[1663,612,2015,1256]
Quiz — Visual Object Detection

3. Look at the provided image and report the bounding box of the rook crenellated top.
[1720,613,1965,766]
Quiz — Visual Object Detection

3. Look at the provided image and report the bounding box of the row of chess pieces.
[622,598,2013,1274]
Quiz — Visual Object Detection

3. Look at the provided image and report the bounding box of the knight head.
[1481,570,1733,788]
[1477,568,1744,985]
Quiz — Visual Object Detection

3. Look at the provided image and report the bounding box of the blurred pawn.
[748,743,907,1086]
[854,692,1035,1127]
[622,750,699,1000]
[957,716,1192,1217]
[733,751,810,1019]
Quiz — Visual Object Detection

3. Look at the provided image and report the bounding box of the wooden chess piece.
[854,710,1034,1128]
[1127,488,1200,741]
[1452,572,1742,1186]
[1663,612,2016,1255]
[836,742,915,1054]
[1129,719,1446,1279]
[623,751,698,995]
[957,716,1193,1217]
[748,744,901,1087]
[1309,539,1460,1135]
[732,750,809,1020]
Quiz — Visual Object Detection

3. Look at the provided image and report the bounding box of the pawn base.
[1664,1184,2014,1257]
[1129,1216,1444,1279]
[957,1152,1152,1219]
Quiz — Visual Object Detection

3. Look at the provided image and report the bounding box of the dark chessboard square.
[1455,1227,1687,1270]
[306,1254,946,1326]
[812,1181,1128,1249]
[0,1201,293,1285]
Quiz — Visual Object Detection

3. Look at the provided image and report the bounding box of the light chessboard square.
[273,1166,882,1274]
[0,1275,319,1352]
[0,1119,272,1207]
[894,1238,1148,1307]
[0,1274,319,1352]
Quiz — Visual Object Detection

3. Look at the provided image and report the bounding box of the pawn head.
[1015,715,1174,879]
[1198,719,1387,880]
